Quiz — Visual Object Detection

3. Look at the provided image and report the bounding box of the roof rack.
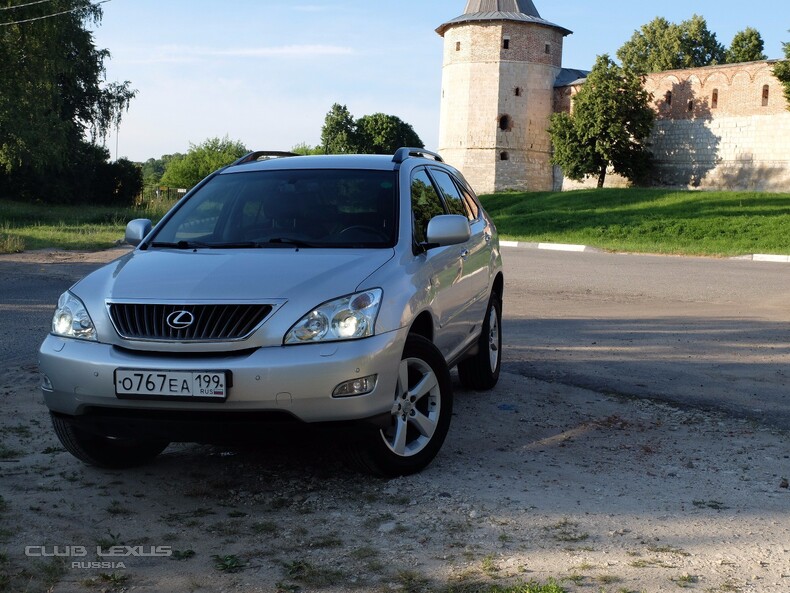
[392,147,444,164]
[232,151,300,166]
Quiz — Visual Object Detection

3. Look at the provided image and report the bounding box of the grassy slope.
[0,199,173,253]
[2,189,790,256]
[480,189,790,256]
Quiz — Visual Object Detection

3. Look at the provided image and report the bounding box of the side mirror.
[125,219,152,247]
[426,215,471,247]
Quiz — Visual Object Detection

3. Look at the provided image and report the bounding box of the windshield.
[151,169,398,248]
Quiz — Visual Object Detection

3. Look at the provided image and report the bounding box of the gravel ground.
[1,362,788,593]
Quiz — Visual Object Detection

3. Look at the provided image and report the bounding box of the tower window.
[456,41,461,52]
[762,85,770,106]
[545,44,551,54]
[711,89,718,108]
[500,152,509,161]
[499,115,512,131]
[514,87,521,97]
[687,100,694,112]
[665,91,672,106]
[503,37,510,50]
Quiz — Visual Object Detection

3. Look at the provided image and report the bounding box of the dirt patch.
[1,366,788,593]
[0,247,132,266]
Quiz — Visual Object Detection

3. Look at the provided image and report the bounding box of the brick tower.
[436,0,572,193]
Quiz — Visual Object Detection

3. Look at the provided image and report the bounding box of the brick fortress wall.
[554,61,790,192]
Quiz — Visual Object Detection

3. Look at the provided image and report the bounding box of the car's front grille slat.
[109,303,272,342]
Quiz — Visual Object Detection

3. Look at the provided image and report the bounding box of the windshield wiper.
[267,237,316,248]
[149,240,211,249]
[149,240,266,249]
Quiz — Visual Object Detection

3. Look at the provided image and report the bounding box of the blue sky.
[89,0,789,162]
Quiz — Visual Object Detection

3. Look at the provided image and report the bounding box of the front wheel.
[458,292,502,391]
[51,414,169,469]
[349,335,453,477]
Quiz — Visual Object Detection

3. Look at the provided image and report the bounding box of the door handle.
[460,249,470,260]
[484,233,491,243]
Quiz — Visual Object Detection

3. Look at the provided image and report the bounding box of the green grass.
[481,189,790,256]
[4,189,790,256]
[0,197,175,253]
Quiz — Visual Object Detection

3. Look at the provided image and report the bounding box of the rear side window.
[411,169,445,245]
[429,169,472,220]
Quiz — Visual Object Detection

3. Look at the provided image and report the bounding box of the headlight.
[51,291,97,341]
[284,289,382,345]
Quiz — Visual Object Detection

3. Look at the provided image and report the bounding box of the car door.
[410,168,473,360]
[427,167,490,329]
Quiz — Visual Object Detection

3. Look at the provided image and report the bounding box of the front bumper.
[39,328,408,424]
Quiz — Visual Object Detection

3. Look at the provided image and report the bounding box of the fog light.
[41,374,53,392]
[332,374,377,398]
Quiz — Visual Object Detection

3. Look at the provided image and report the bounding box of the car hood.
[70,247,395,350]
[78,247,395,302]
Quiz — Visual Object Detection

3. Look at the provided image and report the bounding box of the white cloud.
[119,44,354,64]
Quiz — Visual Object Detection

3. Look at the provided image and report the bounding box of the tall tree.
[319,105,424,155]
[549,55,655,188]
[774,36,790,109]
[160,137,248,189]
[0,0,136,202]
[356,113,423,154]
[617,15,726,73]
[320,104,358,154]
[726,28,767,63]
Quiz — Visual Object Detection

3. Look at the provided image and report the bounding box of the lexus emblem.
[166,310,195,330]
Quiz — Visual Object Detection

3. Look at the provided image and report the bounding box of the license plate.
[114,369,228,400]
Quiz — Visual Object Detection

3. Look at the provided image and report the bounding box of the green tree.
[356,113,424,153]
[617,15,726,73]
[320,103,358,153]
[0,0,136,202]
[160,137,248,189]
[773,34,790,108]
[726,27,767,63]
[140,154,183,186]
[319,105,424,155]
[290,142,324,155]
[549,55,655,188]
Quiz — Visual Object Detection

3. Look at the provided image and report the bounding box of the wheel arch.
[407,310,435,343]
[492,272,504,301]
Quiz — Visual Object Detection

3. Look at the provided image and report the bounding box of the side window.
[458,185,480,221]
[429,169,468,218]
[411,169,445,245]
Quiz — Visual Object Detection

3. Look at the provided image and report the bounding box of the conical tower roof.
[437,0,571,36]
[463,0,541,16]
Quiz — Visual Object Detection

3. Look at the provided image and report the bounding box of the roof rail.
[232,151,300,166]
[392,147,444,164]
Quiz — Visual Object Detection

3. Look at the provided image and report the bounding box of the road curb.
[500,241,790,262]
[500,240,598,253]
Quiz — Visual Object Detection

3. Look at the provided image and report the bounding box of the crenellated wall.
[554,61,790,192]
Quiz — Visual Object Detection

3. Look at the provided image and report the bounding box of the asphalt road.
[1,247,788,429]
[502,247,790,429]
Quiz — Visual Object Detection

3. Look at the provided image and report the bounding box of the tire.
[51,414,169,469]
[458,292,502,391]
[349,335,453,477]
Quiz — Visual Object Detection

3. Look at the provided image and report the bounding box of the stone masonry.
[438,2,790,194]
[556,61,790,192]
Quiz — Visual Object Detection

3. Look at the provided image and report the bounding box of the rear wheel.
[349,335,453,477]
[51,414,169,469]
[458,292,502,391]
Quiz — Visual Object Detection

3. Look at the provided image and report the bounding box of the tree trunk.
[597,165,607,188]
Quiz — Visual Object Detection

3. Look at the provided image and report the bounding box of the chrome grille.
[108,303,273,341]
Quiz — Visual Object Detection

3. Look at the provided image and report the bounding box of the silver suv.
[39,148,504,476]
